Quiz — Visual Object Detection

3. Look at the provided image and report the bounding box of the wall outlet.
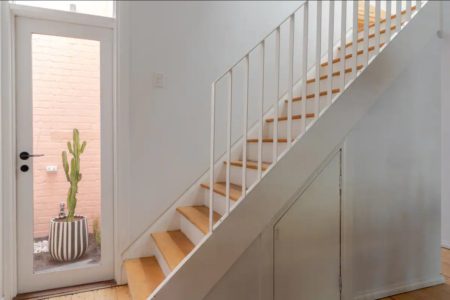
[153,73,165,88]
[46,165,58,173]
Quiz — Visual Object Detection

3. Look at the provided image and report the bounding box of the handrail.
[208,0,427,234]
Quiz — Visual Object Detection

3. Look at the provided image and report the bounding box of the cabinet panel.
[274,152,341,300]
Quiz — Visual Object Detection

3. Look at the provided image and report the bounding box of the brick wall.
[32,34,101,238]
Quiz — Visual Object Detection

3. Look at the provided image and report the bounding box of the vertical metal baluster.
[339,1,347,95]
[273,29,280,164]
[406,0,412,22]
[374,1,381,55]
[327,1,335,106]
[287,15,295,146]
[396,1,402,33]
[209,83,215,233]
[242,56,249,197]
[225,71,232,214]
[301,3,309,133]
[363,0,369,67]
[258,42,265,179]
[352,0,359,77]
[386,0,392,44]
[314,1,322,119]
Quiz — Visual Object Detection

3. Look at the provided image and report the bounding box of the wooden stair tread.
[200,182,243,201]
[321,43,384,67]
[225,160,271,171]
[124,257,165,300]
[247,138,291,143]
[266,113,315,123]
[306,65,364,84]
[176,205,221,235]
[342,23,402,49]
[151,230,194,271]
[366,5,416,30]
[288,88,341,102]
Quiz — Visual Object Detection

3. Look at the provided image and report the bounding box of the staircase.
[123,1,430,299]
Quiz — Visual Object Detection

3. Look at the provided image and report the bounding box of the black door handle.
[19,151,45,160]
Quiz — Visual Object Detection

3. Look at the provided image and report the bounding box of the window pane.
[12,1,114,18]
[32,34,102,272]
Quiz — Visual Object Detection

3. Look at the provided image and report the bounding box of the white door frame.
[1,4,119,298]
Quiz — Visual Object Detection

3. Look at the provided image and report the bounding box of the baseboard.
[353,276,445,300]
[442,240,450,249]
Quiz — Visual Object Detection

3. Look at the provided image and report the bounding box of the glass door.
[15,16,114,293]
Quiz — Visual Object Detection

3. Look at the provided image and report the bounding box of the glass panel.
[32,34,101,272]
[12,1,114,18]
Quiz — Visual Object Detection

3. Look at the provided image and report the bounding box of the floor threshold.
[14,280,117,300]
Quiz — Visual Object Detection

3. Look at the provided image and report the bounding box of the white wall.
[344,38,442,299]
[441,2,450,249]
[0,2,3,299]
[120,0,356,254]
[121,0,304,249]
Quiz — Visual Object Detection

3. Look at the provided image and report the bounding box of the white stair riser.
[179,216,205,245]
[228,164,259,188]
[319,51,377,76]
[343,32,389,54]
[265,118,315,139]
[153,241,172,277]
[246,142,288,163]
[200,189,238,217]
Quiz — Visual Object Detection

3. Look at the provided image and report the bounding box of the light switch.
[153,73,165,88]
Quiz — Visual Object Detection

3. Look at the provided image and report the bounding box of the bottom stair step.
[124,256,165,300]
[152,230,195,271]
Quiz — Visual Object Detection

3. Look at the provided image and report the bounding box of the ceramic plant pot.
[48,216,88,262]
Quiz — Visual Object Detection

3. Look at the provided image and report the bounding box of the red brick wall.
[32,34,101,238]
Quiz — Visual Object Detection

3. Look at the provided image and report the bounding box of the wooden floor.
[46,285,130,300]
[45,249,450,300]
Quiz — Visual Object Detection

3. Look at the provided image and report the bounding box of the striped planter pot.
[48,216,89,262]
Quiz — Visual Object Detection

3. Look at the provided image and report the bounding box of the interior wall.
[122,0,304,249]
[121,0,355,254]
[344,37,442,299]
[0,2,3,298]
[441,2,450,249]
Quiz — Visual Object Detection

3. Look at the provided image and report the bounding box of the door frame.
[1,3,120,298]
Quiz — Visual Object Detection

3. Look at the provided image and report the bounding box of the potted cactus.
[48,129,89,262]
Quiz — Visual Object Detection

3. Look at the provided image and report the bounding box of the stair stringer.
[148,2,439,299]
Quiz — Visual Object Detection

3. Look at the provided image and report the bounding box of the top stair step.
[177,205,221,235]
[151,230,194,271]
[124,256,165,300]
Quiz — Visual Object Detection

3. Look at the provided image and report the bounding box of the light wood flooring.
[45,248,450,299]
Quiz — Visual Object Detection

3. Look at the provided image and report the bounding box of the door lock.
[19,151,44,160]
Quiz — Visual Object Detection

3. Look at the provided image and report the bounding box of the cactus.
[62,129,86,221]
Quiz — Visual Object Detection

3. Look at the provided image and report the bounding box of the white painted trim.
[9,4,115,29]
[1,1,18,297]
[353,276,445,300]
[442,241,450,249]
[0,3,3,299]
[341,140,354,300]
[113,1,133,285]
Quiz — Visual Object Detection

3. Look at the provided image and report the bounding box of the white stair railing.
[208,0,424,232]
